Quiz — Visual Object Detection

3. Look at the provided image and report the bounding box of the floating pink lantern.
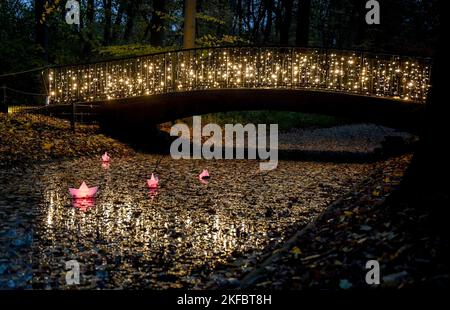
[199,169,210,180]
[69,182,98,199]
[102,152,110,162]
[147,173,159,188]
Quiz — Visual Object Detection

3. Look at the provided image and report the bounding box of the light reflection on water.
[43,185,260,257]
[34,155,370,288]
[72,198,96,212]
[101,162,110,170]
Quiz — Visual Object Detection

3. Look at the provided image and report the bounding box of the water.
[1,154,369,289]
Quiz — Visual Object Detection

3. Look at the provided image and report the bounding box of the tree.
[83,0,95,55]
[103,0,112,45]
[235,0,243,36]
[35,0,48,61]
[398,0,448,233]
[150,0,166,46]
[112,0,126,42]
[278,0,294,45]
[124,0,143,41]
[263,0,274,43]
[183,0,196,49]
[295,0,310,46]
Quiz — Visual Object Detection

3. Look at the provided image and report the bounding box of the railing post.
[291,48,294,89]
[324,49,329,89]
[162,54,167,93]
[225,48,229,88]
[359,51,365,94]
[1,86,7,113]
[71,100,76,133]
[193,49,197,90]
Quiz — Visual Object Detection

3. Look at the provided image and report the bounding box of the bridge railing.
[46,46,432,104]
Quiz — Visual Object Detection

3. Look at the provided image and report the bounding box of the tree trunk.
[183,0,196,49]
[347,2,364,48]
[295,0,310,46]
[237,0,243,35]
[263,0,274,43]
[83,0,95,55]
[124,1,142,41]
[279,0,293,46]
[112,0,125,41]
[150,0,166,46]
[103,0,112,45]
[249,0,267,43]
[321,0,332,48]
[196,0,203,39]
[400,0,448,227]
[86,0,94,24]
[35,0,48,62]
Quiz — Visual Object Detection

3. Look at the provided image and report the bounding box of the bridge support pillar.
[98,108,172,151]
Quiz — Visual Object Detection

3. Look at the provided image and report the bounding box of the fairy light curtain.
[47,47,432,105]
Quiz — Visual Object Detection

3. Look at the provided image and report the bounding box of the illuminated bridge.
[44,46,432,127]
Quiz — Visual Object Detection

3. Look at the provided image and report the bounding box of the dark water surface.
[1,154,375,288]
[29,154,373,289]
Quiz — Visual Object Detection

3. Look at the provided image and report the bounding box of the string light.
[47,47,432,104]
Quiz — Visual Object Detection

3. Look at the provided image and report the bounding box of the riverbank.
[237,152,448,290]
[2,113,415,166]
[0,113,135,165]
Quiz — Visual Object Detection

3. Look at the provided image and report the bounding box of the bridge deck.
[46,88,421,131]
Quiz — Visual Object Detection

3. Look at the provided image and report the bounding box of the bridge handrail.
[46,45,432,104]
[46,45,433,69]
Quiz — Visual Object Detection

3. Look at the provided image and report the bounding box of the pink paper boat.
[199,169,210,180]
[102,152,110,162]
[69,182,98,199]
[147,173,159,188]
